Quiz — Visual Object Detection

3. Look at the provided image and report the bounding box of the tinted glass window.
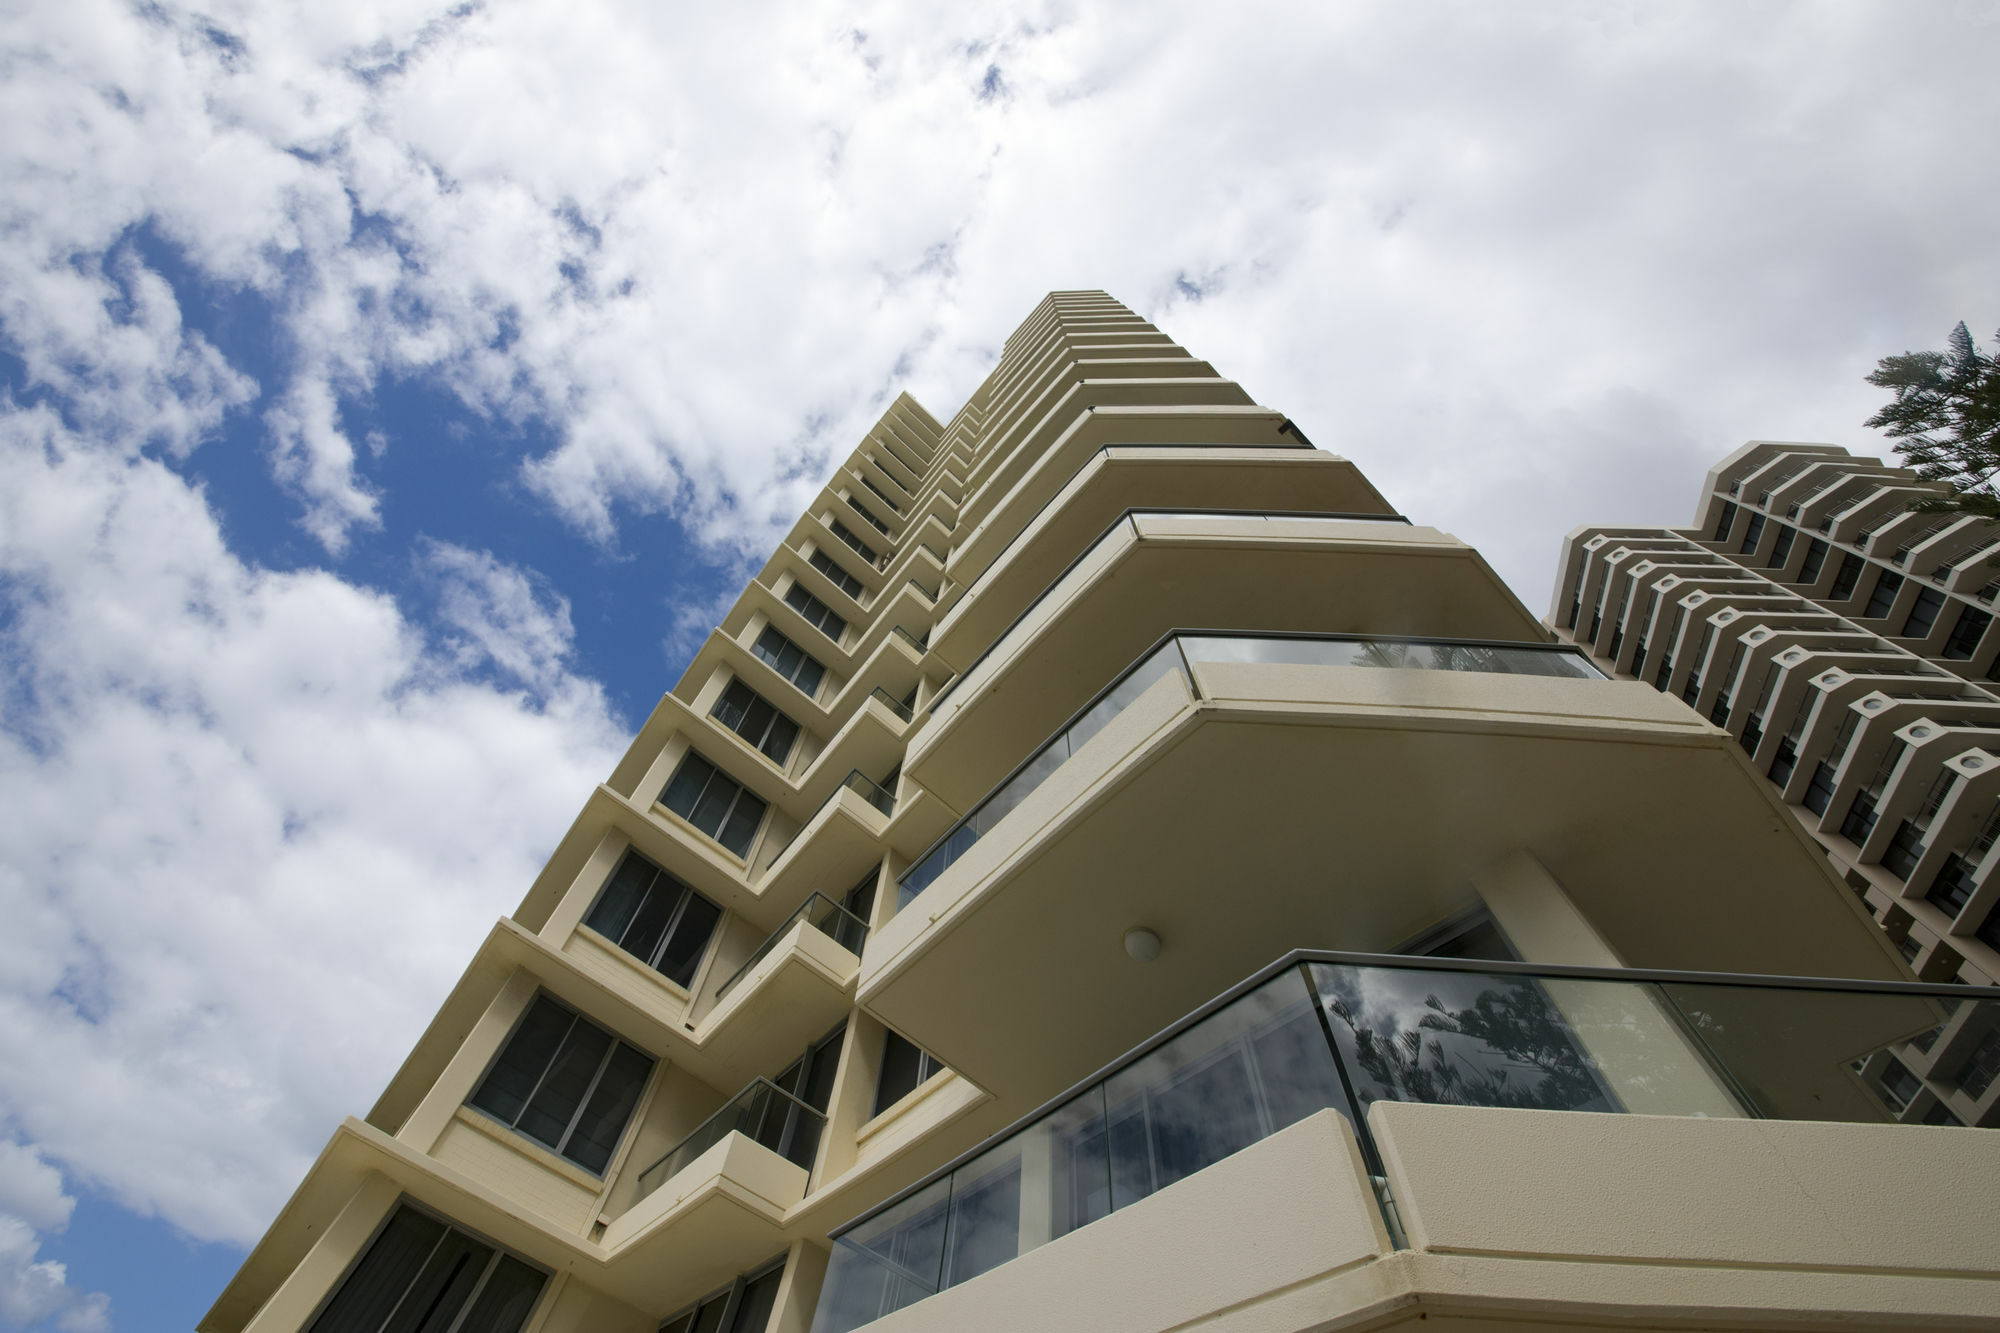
[661,753,768,858]
[469,996,652,1173]
[583,852,721,988]
[311,1206,545,1333]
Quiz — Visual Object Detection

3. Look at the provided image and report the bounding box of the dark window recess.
[1882,820,1928,881]
[469,996,653,1175]
[836,873,876,954]
[309,1205,545,1333]
[809,548,866,600]
[1959,1027,2000,1098]
[1878,1058,1922,1110]
[583,851,722,988]
[1923,1101,1966,1127]
[660,1261,787,1333]
[852,496,892,532]
[1803,760,1840,814]
[1767,524,1796,569]
[1841,788,1882,844]
[830,519,882,567]
[1738,512,1766,555]
[874,1030,946,1116]
[784,582,849,643]
[1714,500,1738,542]
[1565,592,1581,630]
[1829,552,1866,602]
[712,679,802,765]
[1903,587,1948,640]
[1944,606,1993,660]
[1979,903,2000,954]
[752,626,826,699]
[860,474,903,514]
[757,1025,847,1171]
[1767,735,1799,785]
[660,752,768,858]
[1864,570,1906,619]
[1797,538,1831,585]
[1927,855,1979,917]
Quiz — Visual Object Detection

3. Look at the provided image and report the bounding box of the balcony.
[909,512,1546,816]
[635,1076,828,1204]
[814,953,2000,1333]
[865,632,1914,1102]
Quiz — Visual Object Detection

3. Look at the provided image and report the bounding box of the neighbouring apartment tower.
[208,296,2000,1333]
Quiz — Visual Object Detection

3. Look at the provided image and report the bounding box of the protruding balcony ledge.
[210,1116,812,1329]
[865,643,1909,1100]
[936,443,1399,665]
[365,910,858,1155]
[908,515,1548,814]
[816,953,2000,1333]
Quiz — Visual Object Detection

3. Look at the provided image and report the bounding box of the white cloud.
[0,1143,108,1333]
[0,405,624,1244]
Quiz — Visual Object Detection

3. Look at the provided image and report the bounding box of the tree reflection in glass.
[1312,964,1620,1114]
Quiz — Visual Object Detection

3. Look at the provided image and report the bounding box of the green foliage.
[1865,322,2000,518]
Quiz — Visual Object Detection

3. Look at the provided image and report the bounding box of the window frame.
[306,1199,550,1333]
[465,992,657,1177]
[808,548,866,601]
[581,849,723,989]
[752,625,827,698]
[659,751,770,859]
[784,582,849,644]
[712,676,802,766]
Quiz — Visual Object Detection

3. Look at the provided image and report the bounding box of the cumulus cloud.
[0,406,624,1243]
[0,1142,108,1333]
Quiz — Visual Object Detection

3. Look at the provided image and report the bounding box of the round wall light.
[1124,927,1162,962]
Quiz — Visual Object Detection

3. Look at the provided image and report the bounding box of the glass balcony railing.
[810,952,1995,1333]
[636,1076,827,1203]
[714,893,869,1000]
[770,770,897,862]
[868,687,914,723]
[898,632,1604,906]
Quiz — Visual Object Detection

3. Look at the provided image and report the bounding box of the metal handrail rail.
[868,687,914,723]
[714,892,868,999]
[828,947,1994,1239]
[637,1076,825,1198]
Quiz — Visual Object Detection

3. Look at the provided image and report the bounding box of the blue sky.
[2,3,1998,1330]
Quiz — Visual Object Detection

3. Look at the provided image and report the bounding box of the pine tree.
[1865,322,2000,517]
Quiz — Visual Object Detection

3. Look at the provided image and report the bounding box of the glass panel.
[1104,968,1347,1210]
[718,791,767,857]
[690,1294,731,1333]
[582,853,657,946]
[940,1088,1107,1292]
[564,1043,653,1174]
[517,1020,613,1150]
[617,875,683,968]
[1311,963,1621,1116]
[875,1032,928,1115]
[637,1079,827,1200]
[794,656,825,697]
[662,755,716,819]
[657,893,722,988]
[310,1206,446,1333]
[688,779,739,838]
[454,1254,546,1333]
[379,1229,489,1333]
[727,1265,785,1333]
[763,713,800,764]
[810,1178,950,1333]
[1656,980,1967,1123]
[468,998,572,1127]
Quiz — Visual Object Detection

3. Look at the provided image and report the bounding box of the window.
[809,548,866,600]
[1944,606,1993,660]
[469,996,653,1175]
[1877,1058,1922,1110]
[752,626,825,698]
[1882,820,1927,881]
[759,1025,846,1170]
[874,1030,945,1116]
[1903,586,1948,639]
[1714,500,1738,542]
[1829,552,1866,601]
[1928,855,1978,916]
[1959,1028,2000,1099]
[829,519,881,567]
[852,496,892,532]
[310,1204,544,1333]
[784,582,848,643]
[660,752,768,858]
[1738,512,1766,555]
[1864,569,1906,619]
[660,1259,787,1333]
[1766,524,1796,568]
[1797,537,1831,585]
[859,475,902,515]
[712,678,801,765]
[584,851,722,988]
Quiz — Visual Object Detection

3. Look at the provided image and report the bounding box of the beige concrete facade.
[209,297,2000,1333]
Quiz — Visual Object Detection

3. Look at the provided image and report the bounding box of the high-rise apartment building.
[209,297,1998,1333]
